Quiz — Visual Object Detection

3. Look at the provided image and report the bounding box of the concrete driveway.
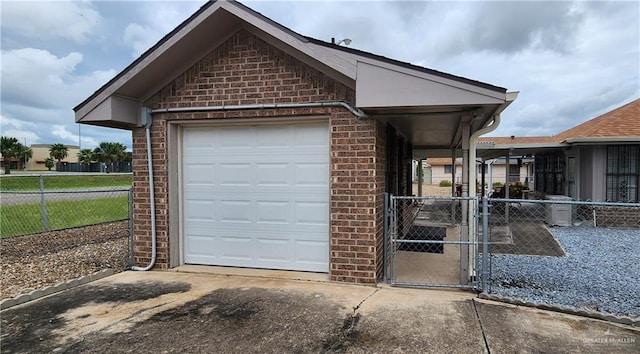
[1,270,638,353]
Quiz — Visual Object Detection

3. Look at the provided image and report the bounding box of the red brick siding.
[374,121,387,280]
[132,30,383,283]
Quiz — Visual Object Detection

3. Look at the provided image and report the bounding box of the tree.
[1,136,28,175]
[123,151,133,163]
[77,148,94,172]
[93,142,126,173]
[18,145,33,169]
[49,143,69,164]
[44,157,55,171]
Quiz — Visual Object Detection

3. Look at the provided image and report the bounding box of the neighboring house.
[74,1,515,283]
[420,157,532,187]
[27,144,80,171]
[477,98,640,202]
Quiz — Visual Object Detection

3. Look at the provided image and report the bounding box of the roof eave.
[564,136,640,144]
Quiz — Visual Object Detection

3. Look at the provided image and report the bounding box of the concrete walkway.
[1,270,638,353]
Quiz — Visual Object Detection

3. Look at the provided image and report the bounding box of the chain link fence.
[387,195,478,289]
[0,173,133,300]
[482,197,640,319]
[386,193,640,319]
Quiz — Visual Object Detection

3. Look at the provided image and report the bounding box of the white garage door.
[182,122,329,272]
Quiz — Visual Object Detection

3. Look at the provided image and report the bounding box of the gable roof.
[551,98,640,143]
[478,98,640,146]
[74,0,506,114]
[475,98,640,158]
[74,1,509,121]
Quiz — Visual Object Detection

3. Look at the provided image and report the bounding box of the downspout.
[468,91,518,278]
[132,107,157,271]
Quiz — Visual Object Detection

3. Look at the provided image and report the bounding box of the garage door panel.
[295,240,328,261]
[185,235,216,256]
[256,238,290,263]
[295,163,329,186]
[219,163,252,186]
[295,202,328,225]
[185,200,215,220]
[294,124,328,146]
[256,125,291,146]
[219,200,252,223]
[218,127,253,147]
[256,163,290,186]
[184,165,214,184]
[183,123,329,272]
[256,201,291,224]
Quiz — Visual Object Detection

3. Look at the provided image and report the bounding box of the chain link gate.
[385,194,483,290]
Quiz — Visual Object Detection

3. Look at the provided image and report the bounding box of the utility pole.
[24,138,27,170]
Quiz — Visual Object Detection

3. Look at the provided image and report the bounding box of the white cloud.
[51,124,98,148]
[0,115,40,145]
[1,48,115,110]
[0,115,37,130]
[122,1,202,58]
[1,129,40,146]
[123,23,161,58]
[0,0,101,43]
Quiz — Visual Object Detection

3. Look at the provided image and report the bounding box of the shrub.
[439,180,452,187]
[492,182,503,188]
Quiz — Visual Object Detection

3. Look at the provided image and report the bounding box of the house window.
[606,145,639,202]
[535,152,564,195]
[508,164,520,183]
[444,165,453,174]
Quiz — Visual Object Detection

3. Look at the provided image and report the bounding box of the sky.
[1,0,638,150]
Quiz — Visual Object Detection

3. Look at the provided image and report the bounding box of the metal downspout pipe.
[132,107,157,271]
[468,91,518,281]
[132,101,367,271]
[467,114,500,281]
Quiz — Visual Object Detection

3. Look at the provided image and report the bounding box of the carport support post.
[481,195,489,291]
[417,159,423,197]
[460,124,470,285]
[505,149,511,223]
[39,175,49,232]
[481,161,486,197]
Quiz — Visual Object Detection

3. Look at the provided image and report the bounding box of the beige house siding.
[27,144,80,171]
[422,159,532,188]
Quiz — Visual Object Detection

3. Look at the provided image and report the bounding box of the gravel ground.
[1,221,130,300]
[488,226,640,318]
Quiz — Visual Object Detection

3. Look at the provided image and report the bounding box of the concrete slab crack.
[352,287,380,313]
[473,299,491,354]
[321,288,380,353]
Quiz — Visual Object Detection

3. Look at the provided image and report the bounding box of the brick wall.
[132,30,384,283]
[375,121,387,280]
[593,206,640,228]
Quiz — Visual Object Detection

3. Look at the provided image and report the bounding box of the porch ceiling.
[368,102,505,153]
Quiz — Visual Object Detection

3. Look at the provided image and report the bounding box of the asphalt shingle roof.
[478,98,640,145]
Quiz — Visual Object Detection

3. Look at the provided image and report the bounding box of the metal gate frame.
[384,194,484,291]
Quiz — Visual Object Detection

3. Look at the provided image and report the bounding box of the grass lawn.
[0,195,129,238]
[0,174,132,191]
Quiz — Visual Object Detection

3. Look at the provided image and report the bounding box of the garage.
[182,121,329,272]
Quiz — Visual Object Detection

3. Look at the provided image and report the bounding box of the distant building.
[417,157,532,187]
[27,144,80,171]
